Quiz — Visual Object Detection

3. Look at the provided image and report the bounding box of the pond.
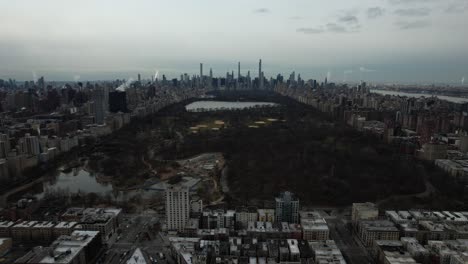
[32,168,158,202]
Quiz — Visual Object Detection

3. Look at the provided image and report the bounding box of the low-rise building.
[0,221,15,237]
[309,240,346,263]
[357,220,400,247]
[31,221,55,243]
[14,230,102,264]
[11,221,38,242]
[62,207,121,241]
[300,212,329,241]
[235,206,258,229]
[53,222,78,238]
[352,202,379,224]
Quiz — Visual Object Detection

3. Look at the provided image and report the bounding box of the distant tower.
[259,59,264,90]
[238,62,241,79]
[209,68,213,89]
[93,87,106,125]
[138,73,141,82]
[200,63,204,88]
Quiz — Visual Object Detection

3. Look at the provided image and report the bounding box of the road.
[328,218,374,264]
[98,213,175,264]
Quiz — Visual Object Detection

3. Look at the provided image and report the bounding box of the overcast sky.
[1,0,468,84]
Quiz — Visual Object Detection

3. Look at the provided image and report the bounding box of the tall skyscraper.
[138,73,141,82]
[199,63,204,88]
[0,134,10,159]
[259,59,264,90]
[275,191,300,223]
[209,68,213,89]
[25,133,40,156]
[165,186,190,231]
[93,87,106,124]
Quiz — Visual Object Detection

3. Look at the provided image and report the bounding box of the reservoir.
[186,101,278,112]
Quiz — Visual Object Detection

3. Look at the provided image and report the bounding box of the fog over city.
[1,0,468,83]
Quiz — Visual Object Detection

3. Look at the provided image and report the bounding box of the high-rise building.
[109,91,128,113]
[209,68,213,89]
[25,134,40,156]
[275,191,300,223]
[0,134,10,159]
[199,63,203,88]
[166,186,190,231]
[259,59,264,90]
[92,87,106,124]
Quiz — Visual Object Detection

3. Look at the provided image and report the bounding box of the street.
[98,213,175,264]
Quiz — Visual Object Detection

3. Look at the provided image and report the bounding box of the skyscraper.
[25,133,40,156]
[0,134,10,159]
[93,87,106,125]
[200,63,203,78]
[209,68,213,89]
[165,186,190,231]
[237,62,241,90]
[259,59,264,90]
[199,63,203,88]
[275,191,300,223]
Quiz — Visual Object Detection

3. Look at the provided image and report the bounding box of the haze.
[1,0,467,83]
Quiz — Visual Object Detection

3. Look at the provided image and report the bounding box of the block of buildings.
[357,220,400,247]
[14,230,102,264]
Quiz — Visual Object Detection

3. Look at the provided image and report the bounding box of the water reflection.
[33,167,158,201]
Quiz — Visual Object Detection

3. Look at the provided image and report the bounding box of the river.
[371,89,468,104]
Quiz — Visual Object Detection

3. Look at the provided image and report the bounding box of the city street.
[98,214,175,264]
[328,218,374,264]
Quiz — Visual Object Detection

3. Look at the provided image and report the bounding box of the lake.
[371,89,468,104]
[186,101,278,112]
[34,168,157,201]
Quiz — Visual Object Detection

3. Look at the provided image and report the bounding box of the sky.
[0,0,468,84]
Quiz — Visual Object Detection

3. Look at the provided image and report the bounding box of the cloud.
[297,23,359,34]
[367,7,385,18]
[360,67,376,72]
[344,70,353,74]
[395,20,430,29]
[338,15,359,24]
[326,23,348,33]
[253,8,269,14]
[445,3,468,13]
[297,27,324,34]
[394,8,431,16]
[289,16,303,20]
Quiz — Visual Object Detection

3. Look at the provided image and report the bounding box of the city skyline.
[1,0,468,84]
